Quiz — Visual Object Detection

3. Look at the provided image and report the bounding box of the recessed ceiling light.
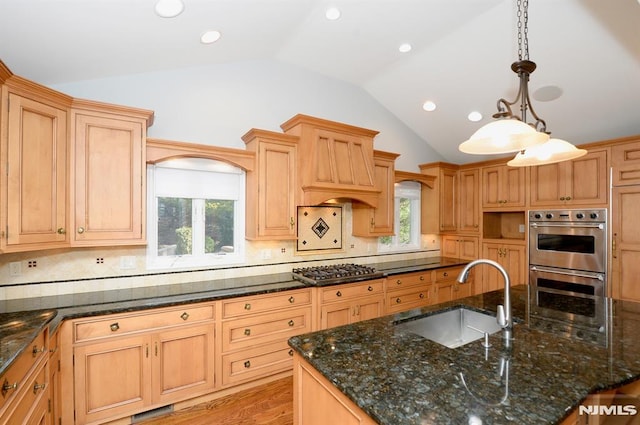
[201,30,221,44]
[422,101,436,112]
[155,0,184,18]
[468,111,483,122]
[325,7,341,20]
[399,43,412,53]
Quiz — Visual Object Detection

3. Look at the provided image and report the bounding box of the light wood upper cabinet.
[458,168,480,233]
[242,129,298,240]
[1,86,70,252]
[529,149,607,207]
[611,139,640,186]
[482,164,525,208]
[441,235,478,260]
[420,163,458,233]
[352,150,400,237]
[71,102,152,245]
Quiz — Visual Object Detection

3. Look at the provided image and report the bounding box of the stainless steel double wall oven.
[528,209,607,339]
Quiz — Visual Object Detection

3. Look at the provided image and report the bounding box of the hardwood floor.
[138,377,293,425]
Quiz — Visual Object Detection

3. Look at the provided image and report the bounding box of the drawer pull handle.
[2,379,17,397]
[288,320,295,327]
[33,381,46,394]
[289,296,295,303]
[110,323,120,332]
[288,349,294,357]
[180,312,189,321]
[419,276,424,281]
[244,303,251,310]
[244,328,251,336]
[396,279,402,285]
[32,345,46,357]
[367,286,373,292]
[443,272,448,277]
[244,360,251,368]
[419,293,425,299]
[336,291,342,297]
[395,298,401,304]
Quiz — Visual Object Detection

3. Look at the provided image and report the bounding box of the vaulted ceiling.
[1,0,639,164]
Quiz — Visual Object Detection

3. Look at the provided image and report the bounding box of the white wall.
[51,59,444,172]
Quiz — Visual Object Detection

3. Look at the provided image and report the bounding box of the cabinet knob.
[396,279,402,285]
[244,361,251,368]
[396,298,402,304]
[419,293,425,299]
[336,291,342,297]
[443,272,448,277]
[565,196,572,201]
[367,286,373,292]
[288,320,295,327]
[180,312,189,321]
[2,379,17,397]
[288,296,295,304]
[32,345,46,357]
[77,227,85,234]
[244,328,251,336]
[57,227,66,234]
[288,349,294,357]
[419,276,424,281]
[244,303,251,310]
[33,381,46,394]
[110,322,120,332]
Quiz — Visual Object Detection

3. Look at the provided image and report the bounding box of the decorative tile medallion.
[297,206,343,252]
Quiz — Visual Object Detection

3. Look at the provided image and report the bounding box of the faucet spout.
[457,259,513,344]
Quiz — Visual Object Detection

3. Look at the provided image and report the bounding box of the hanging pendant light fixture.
[459,0,585,166]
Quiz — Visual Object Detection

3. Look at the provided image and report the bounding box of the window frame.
[378,180,421,252]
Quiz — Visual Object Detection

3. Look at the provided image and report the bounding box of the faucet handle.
[496,305,507,327]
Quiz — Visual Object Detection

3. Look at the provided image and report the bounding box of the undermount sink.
[396,307,502,349]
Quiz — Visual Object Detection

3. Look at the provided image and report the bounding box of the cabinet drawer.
[320,279,384,303]
[222,288,312,318]
[73,304,215,343]
[387,272,432,290]
[0,329,47,411]
[435,267,463,282]
[221,340,294,386]
[222,307,312,352]
[0,359,48,425]
[385,287,433,314]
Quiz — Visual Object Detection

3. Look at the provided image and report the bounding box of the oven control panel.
[529,209,606,223]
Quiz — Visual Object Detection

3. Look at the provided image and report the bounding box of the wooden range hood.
[280,114,381,208]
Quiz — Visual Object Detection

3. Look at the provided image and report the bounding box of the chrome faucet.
[457,259,513,346]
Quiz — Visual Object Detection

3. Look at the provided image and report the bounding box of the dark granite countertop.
[0,256,465,378]
[288,286,640,424]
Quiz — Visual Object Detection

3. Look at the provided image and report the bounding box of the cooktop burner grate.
[291,263,384,286]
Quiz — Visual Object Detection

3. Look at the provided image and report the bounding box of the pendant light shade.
[459,119,549,154]
[507,139,587,167]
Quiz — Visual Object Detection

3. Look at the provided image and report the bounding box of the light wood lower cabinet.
[70,304,215,425]
[384,270,433,314]
[220,289,314,387]
[435,266,473,304]
[0,328,50,425]
[482,242,526,292]
[319,280,384,329]
[293,353,376,425]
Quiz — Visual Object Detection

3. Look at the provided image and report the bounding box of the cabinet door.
[72,111,145,244]
[565,150,607,205]
[320,301,353,329]
[2,92,68,250]
[612,140,640,186]
[355,298,384,323]
[74,335,151,425]
[482,165,525,208]
[482,243,526,292]
[153,323,215,405]
[458,168,480,232]
[439,168,457,231]
[612,186,640,301]
[529,162,564,206]
[436,281,455,304]
[353,153,397,236]
[247,137,297,239]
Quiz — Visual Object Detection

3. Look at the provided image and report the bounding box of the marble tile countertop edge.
[0,256,468,378]
[288,287,640,425]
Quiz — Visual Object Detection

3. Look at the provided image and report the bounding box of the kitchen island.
[289,286,640,424]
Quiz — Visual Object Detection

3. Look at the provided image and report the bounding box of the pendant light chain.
[516,0,529,61]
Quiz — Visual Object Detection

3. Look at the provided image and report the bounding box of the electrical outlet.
[519,224,525,233]
[260,249,272,260]
[119,256,136,270]
[9,261,21,276]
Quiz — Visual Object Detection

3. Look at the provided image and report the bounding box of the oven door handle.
[530,222,604,230]
[530,266,604,281]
